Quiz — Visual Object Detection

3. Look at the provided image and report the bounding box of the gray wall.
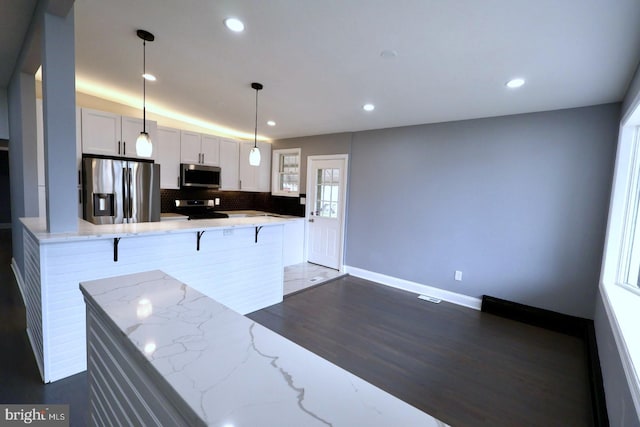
[0,88,8,139]
[8,72,39,275]
[346,104,619,319]
[622,60,640,120]
[272,132,351,194]
[594,294,640,426]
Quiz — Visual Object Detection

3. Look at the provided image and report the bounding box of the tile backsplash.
[160,189,305,217]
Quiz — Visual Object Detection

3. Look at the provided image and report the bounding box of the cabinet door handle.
[202,153,205,163]
[177,176,180,187]
[123,141,126,155]
[118,141,121,155]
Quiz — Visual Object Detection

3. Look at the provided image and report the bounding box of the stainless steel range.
[174,199,229,220]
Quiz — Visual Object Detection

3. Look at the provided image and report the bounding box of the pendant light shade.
[136,29,155,158]
[136,132,152,157]
[249,146,261,166]
[250,82,263,166]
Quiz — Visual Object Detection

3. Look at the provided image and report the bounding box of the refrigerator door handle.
[127,167,133,220]
[122,167,128,221]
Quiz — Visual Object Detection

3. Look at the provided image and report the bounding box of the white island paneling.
[20,216,287,383]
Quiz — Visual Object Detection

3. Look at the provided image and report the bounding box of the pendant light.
[136,29,155,158]
[249,82,263,166]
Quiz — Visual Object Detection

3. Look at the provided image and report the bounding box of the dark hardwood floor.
[1,228,592,426]
[0,229,88,426]
[248,275,593,427]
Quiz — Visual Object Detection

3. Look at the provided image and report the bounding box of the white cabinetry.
[156,126,181,189]
[180,130,200,164]
[219,138,240,190]
[81,108,157,160]
[272,148,301,197]
[201,134,220,166]
[239,141,271,192]
[283,218,305,266]
[180,131,220,166]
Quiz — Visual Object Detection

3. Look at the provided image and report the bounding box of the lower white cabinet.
[283,218,305,266]
[157,126,181,189]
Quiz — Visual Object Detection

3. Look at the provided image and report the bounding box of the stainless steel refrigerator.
[82,156,160,224]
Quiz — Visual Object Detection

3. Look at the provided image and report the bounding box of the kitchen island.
[19,215,293,383]
[80,270,448,426]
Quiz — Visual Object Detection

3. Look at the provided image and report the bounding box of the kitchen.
[3,1,640,426]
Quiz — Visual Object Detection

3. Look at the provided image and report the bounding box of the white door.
[307,155,348,270]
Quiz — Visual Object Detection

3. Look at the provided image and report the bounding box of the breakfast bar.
[80,270,449,426]
[19,215,291,383]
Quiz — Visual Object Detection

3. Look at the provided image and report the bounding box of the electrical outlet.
[300,197,306,205]
[454,271,463,281]
[215,198,220,205]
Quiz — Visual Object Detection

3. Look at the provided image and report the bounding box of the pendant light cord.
[254,86,259,149]
[142,39,146,133]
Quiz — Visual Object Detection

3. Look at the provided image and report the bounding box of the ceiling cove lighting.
[363,103,375,112]
[75,77,271,141]
[506,78,525,89]
[135,29,155,158]
[249,82,263,166]
[224,17,245,32]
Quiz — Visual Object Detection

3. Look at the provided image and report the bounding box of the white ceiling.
[7,1,640,140]
[0,0,37,86]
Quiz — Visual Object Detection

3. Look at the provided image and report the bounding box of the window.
[314,167,340,219]
[271,148,301,197]
[614,128,640,295]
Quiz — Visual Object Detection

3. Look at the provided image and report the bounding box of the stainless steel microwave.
[180,164,221,189]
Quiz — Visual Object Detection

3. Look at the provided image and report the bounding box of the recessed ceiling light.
[224,17,245,32]
[380,49,398,59]
[506,78,525,89]
[267,120,276,126]
[142,73,156,81]
[363,103,375,112]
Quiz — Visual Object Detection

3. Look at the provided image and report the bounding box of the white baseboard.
[11,257,26,305]
[344,265,482,310]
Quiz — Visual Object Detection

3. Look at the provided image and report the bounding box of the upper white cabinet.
[272,148,301,197]
[180,131,220,166]
[180,131,200,164]
[81,108,157,160]
[201,134,220,166]
[156,126,181,189]
[239,141,271,192]
[219,138,240,190]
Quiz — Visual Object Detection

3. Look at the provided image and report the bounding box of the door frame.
[305,154,349,271]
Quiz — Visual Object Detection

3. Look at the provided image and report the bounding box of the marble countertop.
[80,270,448,427]
[20,215,293,244]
